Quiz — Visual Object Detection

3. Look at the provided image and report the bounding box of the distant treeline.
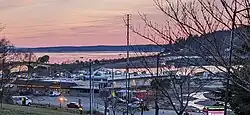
[16,45,167,53]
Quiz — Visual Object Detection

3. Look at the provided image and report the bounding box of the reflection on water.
[35,52,156,64]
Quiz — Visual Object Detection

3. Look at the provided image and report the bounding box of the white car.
[11,96,32,106]
[49,91,61,97]
[117,98,127,103]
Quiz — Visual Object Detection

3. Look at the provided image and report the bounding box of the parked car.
[49,91,61,97]
[128,103,139,108]
[130,97,149,111]
[11,96,32,106]
[116,98,126,103]
[67,102,82,108]
[19,90,33,95]
[34,91,45,96]
[131,97,143,104]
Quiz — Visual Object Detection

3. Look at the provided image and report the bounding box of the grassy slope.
[0,104,81,115]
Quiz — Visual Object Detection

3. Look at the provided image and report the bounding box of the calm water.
[34,52,223,75]
[35,52,156,64]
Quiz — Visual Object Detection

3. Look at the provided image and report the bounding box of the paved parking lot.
[30,96,205,115]
[30,96,104,110]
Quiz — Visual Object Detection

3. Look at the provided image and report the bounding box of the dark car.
[67,102,82,108]
[131,97,143,104]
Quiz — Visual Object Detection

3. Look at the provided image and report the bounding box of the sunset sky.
[0,0,163,47]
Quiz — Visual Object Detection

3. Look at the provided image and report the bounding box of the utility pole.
[28,51,32,92]
[155,54,160,115]
[111,68,114,115]
[224,24,235,115]
[125,14,130,115]
[92,75,95,112]
[89,59,92,115]
[155,49,165,115]
[28,51,31,79]
[112,68,114,91]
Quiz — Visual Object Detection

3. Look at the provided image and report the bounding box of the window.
[94,72,101,76]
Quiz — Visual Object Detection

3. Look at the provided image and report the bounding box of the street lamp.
[58,96,67,108]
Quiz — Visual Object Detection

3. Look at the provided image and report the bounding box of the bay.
[35,52,156,64]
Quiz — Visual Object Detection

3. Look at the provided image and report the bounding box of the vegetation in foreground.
[0,104,81,115]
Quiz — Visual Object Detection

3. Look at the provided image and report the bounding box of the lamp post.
[58,96,66,108]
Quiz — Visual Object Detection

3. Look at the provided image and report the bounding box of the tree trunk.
[141,109,144,115]
[178,111,184,115]
[155,101,159,115]
[104,107,107,115]
[104,101,108,115]
[112,110,116,115]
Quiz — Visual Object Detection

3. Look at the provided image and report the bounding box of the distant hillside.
[171,25,250,56]
[17,26,250,53]
[17,45,166,53]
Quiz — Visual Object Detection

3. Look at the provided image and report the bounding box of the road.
[108,110,204,115]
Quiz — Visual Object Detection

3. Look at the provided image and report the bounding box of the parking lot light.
[58,96,67,108]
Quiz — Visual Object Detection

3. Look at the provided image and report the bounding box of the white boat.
[84,68,125,81]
